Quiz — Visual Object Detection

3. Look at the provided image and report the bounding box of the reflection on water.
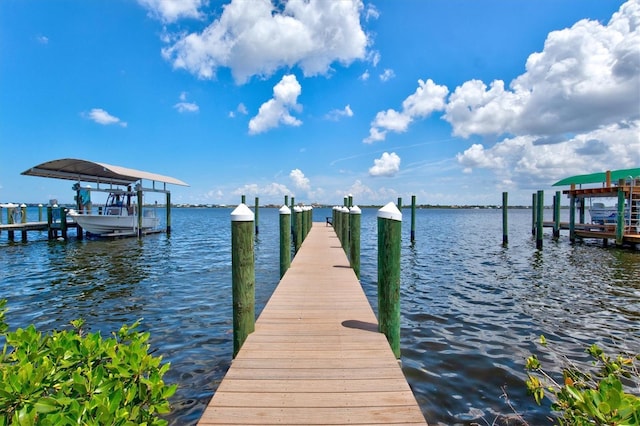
[1,207,639,425]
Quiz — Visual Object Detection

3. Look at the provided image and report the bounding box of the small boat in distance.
[68,189,160,236]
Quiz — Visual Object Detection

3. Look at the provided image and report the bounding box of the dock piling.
[536,190,544,250]
[502,192,508,246]
[279,205,291,278]
[231,204,255,358]
[377,202,402,359]
[411,195,416,243]
[349,205,361,279]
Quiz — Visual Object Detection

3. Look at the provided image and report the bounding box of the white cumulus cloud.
[161,0,368,83]
[84,108,127,127]
[369,152,401,177]
[364,79,448,143]
[137,0,205,23]
[325,105,353,121]
[249,74,302,134]
[290,168,311,191]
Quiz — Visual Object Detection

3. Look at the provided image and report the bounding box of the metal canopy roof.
[552,168,640,186]
[22,158,189,187]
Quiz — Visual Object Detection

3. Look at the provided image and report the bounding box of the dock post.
[279,205,291,278]
[284,195,288,207]
[348,195,353,208]
[137,187,143,238]
[531,193,537,236]
[47,206,53,240]
[502,192,508,246]
[294,206,303,252]
[7,206,14,241]
[231,204,255,358]
[334,206,342,243]
[397,197,402,211]
[341,206,350,257]
[21,204,27,241]
[536,190,544,250]
[241,195,246,204]
[411,195,416,243]
[166,192,172,234]
[38,204,43,222]
[60,207,68,240]
[377,202,402,359]
[302,206,309,242]
[616,182,625,246]
[349,205,361,279]
[553,191,561,240]
[569,194,576,243]
[290,196,295,238]
[254,197,259,235]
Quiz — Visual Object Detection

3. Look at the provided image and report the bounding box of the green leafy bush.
[526,335,640,425]
[0,299,177,425]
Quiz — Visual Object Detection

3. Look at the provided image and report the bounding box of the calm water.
[1,207,639,425]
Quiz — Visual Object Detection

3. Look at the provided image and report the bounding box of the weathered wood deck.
[198,223,427,425]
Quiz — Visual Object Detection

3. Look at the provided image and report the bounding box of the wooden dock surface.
[198,223,427,425]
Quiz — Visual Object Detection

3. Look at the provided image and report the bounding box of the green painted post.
[569,194,576,243]
[334,206,341,242]
[579,197,585,225]
[137,188,144,238]
[344,196,348,208]
[348,195,353,208]
[531,193,537,236]
[616,184,625,246]
[294,206,303,252]
[349,205,361,279]
[284,195,288,206]
[241,195,246,204]
[536,190,544,250]
[38,204,43,222]
[411,195,416,243]
[377,202,402,359]
[254,197,259,235]
[60,207,68,240]
[20,204,27,241]
[397,197,402,211]
[6,206,15,241]
[279,205,291,278]
[166,192,172,234]
[290,196,295,238]
[502,192,508,246]
[231,204,255,358]
[301,206,308,242]
[553,191,561,240]
[341,206,350,256]
[47,206,53,240]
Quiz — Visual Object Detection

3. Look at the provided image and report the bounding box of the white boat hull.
[69,211,159,236]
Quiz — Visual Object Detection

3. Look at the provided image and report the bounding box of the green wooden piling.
[137,188,144,238]
[569,194,576,243]
[241,195,246,204]
[377,202,402,359]
[536,190,544,250]
[6,206,14,241]
[341,206,350,256]
[302,206,309,242]
[279,205,291,278]
[553,191,561,240]
[284,195,288,206]
[166,192,172,234]
[334,206,341,242]
[616,184,625,246]
[348,195,353,208]
[290,196,295,238]
[47,206,53,239]
[294,206,303,252]
[349,205,361,279]
[231,204,255,358]
[410,195,416,243]
[254,197,260,235]
[397,197,402,211]
[20,204,27,241]
[60,207,68,240]
[531,193,537,236]
[502,192,508,246]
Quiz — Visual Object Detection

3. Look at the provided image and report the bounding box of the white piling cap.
[293,206,303,213]
[340,206,349,213]
[20,203,27,207]
[377,202,402,221]
[349,205,361,215]
[279,205,291,215]
[231,203,254,222]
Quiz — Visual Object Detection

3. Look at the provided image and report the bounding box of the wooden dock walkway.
[198,223,427,425]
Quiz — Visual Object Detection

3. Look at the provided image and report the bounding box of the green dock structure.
[198,223,427,425]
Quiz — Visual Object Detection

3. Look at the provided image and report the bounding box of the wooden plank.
[197,223,427,425]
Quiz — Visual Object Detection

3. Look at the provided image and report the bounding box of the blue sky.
[1,0,638,207]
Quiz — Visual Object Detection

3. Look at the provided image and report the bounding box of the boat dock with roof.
[544,168,640,247]
[1,158,188,241]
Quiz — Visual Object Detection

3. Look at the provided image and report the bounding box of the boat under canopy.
[21,158,188,237]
